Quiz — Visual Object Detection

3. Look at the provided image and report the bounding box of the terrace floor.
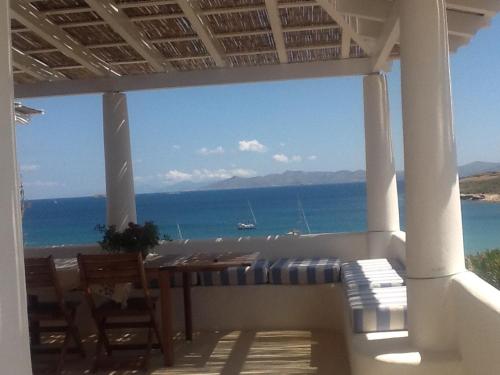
[32,330,350,374]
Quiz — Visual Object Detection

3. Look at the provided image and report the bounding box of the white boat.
[237,222,256,230]
[237,201,257,230]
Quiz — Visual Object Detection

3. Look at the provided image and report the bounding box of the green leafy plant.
[465,249,500,289]
[96,221,170,258]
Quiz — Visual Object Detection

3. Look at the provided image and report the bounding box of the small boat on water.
[237,201,257,230]
[287,197,311,235]
[237,222,256,230]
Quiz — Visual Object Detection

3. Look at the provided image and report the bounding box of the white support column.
[103,92,137,230]
[0,1,32,373]
[400,0,465,350]
[363,73,400,258]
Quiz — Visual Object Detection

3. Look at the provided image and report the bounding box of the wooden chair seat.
[95,297,157,318]
[28,300,80,320]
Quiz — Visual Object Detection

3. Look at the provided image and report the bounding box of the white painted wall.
[26,233,362,334]
[452,272,500,375]
[26,231,370,261]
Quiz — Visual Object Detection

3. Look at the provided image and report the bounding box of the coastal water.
[22,183,500,255]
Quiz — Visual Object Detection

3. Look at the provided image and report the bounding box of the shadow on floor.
[32,330,350,375]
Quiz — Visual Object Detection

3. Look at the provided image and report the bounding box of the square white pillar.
[0,1,32,373]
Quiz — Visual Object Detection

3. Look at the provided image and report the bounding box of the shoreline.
[461,193,500,202]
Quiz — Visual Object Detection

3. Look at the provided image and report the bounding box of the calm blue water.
[22,183,500,255]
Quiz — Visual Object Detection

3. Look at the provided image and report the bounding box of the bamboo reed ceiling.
[9,0,496,85]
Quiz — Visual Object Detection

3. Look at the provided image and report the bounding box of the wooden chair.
[77,252,163,372]
[25,256,85,375]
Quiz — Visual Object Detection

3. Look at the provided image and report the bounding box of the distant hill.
[460,172,500,194]
[204,170,366,190]
[458,161,500,177]
[203,161,500,191]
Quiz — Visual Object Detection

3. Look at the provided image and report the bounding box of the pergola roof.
[11,0,499,98]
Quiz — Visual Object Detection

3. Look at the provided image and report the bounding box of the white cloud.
[158,168,256,185]
[279,142,286,147]
[308,155,318,161]
[20,164,39,172]
[198,146,224,155]
[238,139,266,153]
[160,170,193,183]
[172,145,181,150]
[273,154,289,163]
[273,154,302,163]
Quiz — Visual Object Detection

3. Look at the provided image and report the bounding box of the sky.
[16,16,500,200]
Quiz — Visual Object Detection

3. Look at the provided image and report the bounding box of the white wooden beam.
[265,0,288,63]
[447,0,500,17]
[10,2,117,77]
[334,0,391,22]
[370,1,399,72]
[15,57,374,98]
[12,48,67,81]
[118,0,177,8]
[315,0,375,55]
[446,10,490,38]
[341,29,351,58]
[355,9,489,41]
[176,0,226,67]
[84,0,172,72]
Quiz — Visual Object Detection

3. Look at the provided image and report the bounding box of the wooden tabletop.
[146,252,260,272]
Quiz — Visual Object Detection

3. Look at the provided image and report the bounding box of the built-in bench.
[145,254,408,335]
[341,258,407,333]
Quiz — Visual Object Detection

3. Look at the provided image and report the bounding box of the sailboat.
[287,197,311,235]
[237,201,257,230]
[176,223,184,240]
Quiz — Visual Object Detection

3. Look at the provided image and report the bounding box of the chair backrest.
[77,253,153,313]
[77,252,145,286]
[25,255,66,311]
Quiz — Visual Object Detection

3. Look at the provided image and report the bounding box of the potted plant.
[96,221,170,258]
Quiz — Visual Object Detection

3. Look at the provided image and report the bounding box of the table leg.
[28,295,40,345]
[159,269,174,366]
[182,272,193,341]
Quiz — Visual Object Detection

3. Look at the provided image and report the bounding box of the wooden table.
[146,252,259,366]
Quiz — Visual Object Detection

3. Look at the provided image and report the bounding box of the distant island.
[202,161,500,192]
[460,172,500,202]
[204,170,366,190]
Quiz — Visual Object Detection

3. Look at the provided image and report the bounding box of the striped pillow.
[269,257,341,284]
[341,258,406,291]
[348,286,408,333]
[199,259,270,286]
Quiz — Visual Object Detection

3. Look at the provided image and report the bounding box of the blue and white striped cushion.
[199,259,270,286]
[269,257,341,284]
[348,286,408,333]
[341,258,406,291]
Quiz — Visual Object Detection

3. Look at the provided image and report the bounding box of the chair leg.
[96,318,112,357]
[55,331,71,375]
[92,319,107,373]
[67,310,85,358]
[92,334,103,374]
[143,325,153,370]
[150,312,164,354]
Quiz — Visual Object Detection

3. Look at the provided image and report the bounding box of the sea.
[22,183,500,255]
